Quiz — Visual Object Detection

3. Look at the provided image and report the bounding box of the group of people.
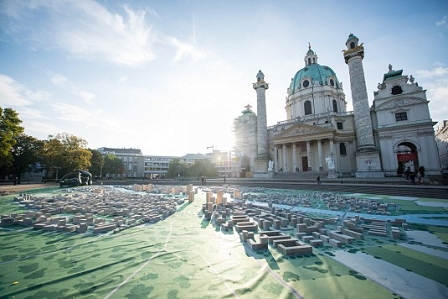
[403,166,425,185]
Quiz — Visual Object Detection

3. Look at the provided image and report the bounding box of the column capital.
[343,44,364,64]
[253,82,269,90]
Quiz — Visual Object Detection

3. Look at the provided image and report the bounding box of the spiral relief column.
[343,34,384,177]
[253,70,270,177]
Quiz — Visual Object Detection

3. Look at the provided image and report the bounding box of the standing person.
[223,176,226,183]
[418,166,425,184]
[316,175,321,185]
[410,172,416,185]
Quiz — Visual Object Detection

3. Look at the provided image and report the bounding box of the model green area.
[0,186,447,298]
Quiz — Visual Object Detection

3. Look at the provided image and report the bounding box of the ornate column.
[252,70,270,177]
[292,143,297,172]
[343,34,383,178]
[253,70,269,158]
[318,140,323,171]
[306,141,311,171]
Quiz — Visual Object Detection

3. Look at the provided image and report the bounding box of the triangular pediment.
[272,123,334,142]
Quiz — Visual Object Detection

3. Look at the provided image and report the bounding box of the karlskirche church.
[234,34,441,178]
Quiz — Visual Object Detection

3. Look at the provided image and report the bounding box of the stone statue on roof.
[388,64,393,72]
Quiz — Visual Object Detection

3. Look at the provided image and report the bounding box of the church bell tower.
[343,34,384,178]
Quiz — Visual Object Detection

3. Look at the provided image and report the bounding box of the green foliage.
[0,107,24,167]
[89,149,104,177]
[102,154,124,177]
[11,134,44,182]
[41,133,92,176]
[166,158,218,179]
[187,159,218,178]
[166,158,184,179]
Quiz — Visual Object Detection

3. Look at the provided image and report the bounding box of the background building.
[97,147,145,178]
[143,155,177,179]
[435,120,448,174]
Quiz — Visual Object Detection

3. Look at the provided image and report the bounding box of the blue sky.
[1,0,447,156]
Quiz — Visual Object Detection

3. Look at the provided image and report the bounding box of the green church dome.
[289,63,340,92]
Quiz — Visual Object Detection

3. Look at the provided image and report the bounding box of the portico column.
[318,139,323,171]
[306,141,311,171]
[292,143,297,172]
[329,139,335,169]
[274,145,278,172]
[282,144,287,172]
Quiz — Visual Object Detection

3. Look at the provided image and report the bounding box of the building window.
[330,79,334,86]
[332,99,338,112]
[337,122,343,130]
[303,80,309,88]
[392,85,403,95]
[395,112,408,121]
[304,100,312,115]
[340,143,347,156]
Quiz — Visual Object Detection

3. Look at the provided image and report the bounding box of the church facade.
[243,34,441,178]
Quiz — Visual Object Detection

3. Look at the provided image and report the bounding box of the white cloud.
[48,102,129,133]
[49,72,94,104]
[168,37,208,62]
[50,73,68,86]
[416,67,448,124]
[0,74,33,107]
[23,120,59,138]
[436,15,447,27]
[1,0,157,66]
[416,66,448,78]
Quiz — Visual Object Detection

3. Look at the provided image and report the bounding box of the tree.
[41,133,92,178]
[41,137,64,179]
[89,149,104,179]
[11,134,44,184]
[166,158,187,179]
[187,159,218,179]
[0,107,24,168]
[102,154,124,178]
